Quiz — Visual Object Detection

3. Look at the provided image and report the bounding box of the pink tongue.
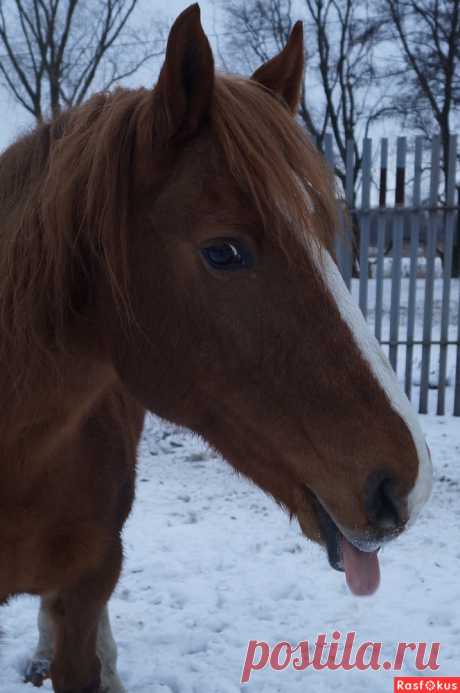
[341,536,380,596]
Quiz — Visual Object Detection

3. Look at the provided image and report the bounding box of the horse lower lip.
[313,498,344,572]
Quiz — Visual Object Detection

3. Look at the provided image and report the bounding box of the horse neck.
[0,346,117,467]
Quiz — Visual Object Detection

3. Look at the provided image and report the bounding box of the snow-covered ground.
[1,413,459,693]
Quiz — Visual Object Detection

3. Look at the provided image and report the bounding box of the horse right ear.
[153,4,214,142]
[251,21,304,114]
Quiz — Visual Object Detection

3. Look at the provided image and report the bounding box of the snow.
[1,413,459,693]
[369,256,444,280]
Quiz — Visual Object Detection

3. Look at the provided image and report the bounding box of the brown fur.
[0,5,420,692]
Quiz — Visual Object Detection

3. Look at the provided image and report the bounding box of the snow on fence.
[324,134,460,416]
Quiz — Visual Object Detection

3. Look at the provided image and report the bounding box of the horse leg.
[42,542,122,693]
[25,600,125,692]
[24,595,55,686]
[49,590,101,693]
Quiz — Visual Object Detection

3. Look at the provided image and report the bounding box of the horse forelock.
[212,76,339,255]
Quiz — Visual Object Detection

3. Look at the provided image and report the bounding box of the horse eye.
[201,240,253,271]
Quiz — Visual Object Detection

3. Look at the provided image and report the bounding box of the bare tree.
[384,0,460,181]
[0,0,165,122]
[223,0,390,200]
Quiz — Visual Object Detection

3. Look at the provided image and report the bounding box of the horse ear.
[154,4,214,141]
[251,21,304,114]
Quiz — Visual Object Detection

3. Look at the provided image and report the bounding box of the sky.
[0,0,220,151]
[0,0,420,151]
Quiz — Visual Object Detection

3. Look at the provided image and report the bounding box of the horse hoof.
[24,657,51,687]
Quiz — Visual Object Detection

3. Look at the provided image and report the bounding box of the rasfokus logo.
[394,679,460,692]
[241,632,441,684]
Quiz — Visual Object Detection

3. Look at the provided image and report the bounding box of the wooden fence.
[324,133,460,416]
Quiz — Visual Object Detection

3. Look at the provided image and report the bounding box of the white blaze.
[314,248,433,522]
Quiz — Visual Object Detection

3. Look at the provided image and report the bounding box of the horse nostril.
[364,472,404,531]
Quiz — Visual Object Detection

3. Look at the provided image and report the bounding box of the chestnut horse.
[0,4,432,692]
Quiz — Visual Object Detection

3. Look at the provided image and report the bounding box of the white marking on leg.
[314,249,433,520]
[97,605,127,693]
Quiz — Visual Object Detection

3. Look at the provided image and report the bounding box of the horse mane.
[0,88,142,387]
[0,75,338,389]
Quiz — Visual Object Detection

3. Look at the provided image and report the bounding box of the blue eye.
[201,239,253,271]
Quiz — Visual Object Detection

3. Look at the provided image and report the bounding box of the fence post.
[437,135,457,415]
[375,138,388,342]
[340,139,355,289]
[405,136,423,400]
[455,276,460,415]
[452,185,460,278]
[419,135,441,414]
[389,137,406,371]
[454,185,460,416]
[359,139,372,318]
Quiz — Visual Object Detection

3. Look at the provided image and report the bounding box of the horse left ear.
[154,4,214,141]
[251,21,304,114]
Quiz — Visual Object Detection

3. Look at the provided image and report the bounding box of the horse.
[0,4,432,692]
